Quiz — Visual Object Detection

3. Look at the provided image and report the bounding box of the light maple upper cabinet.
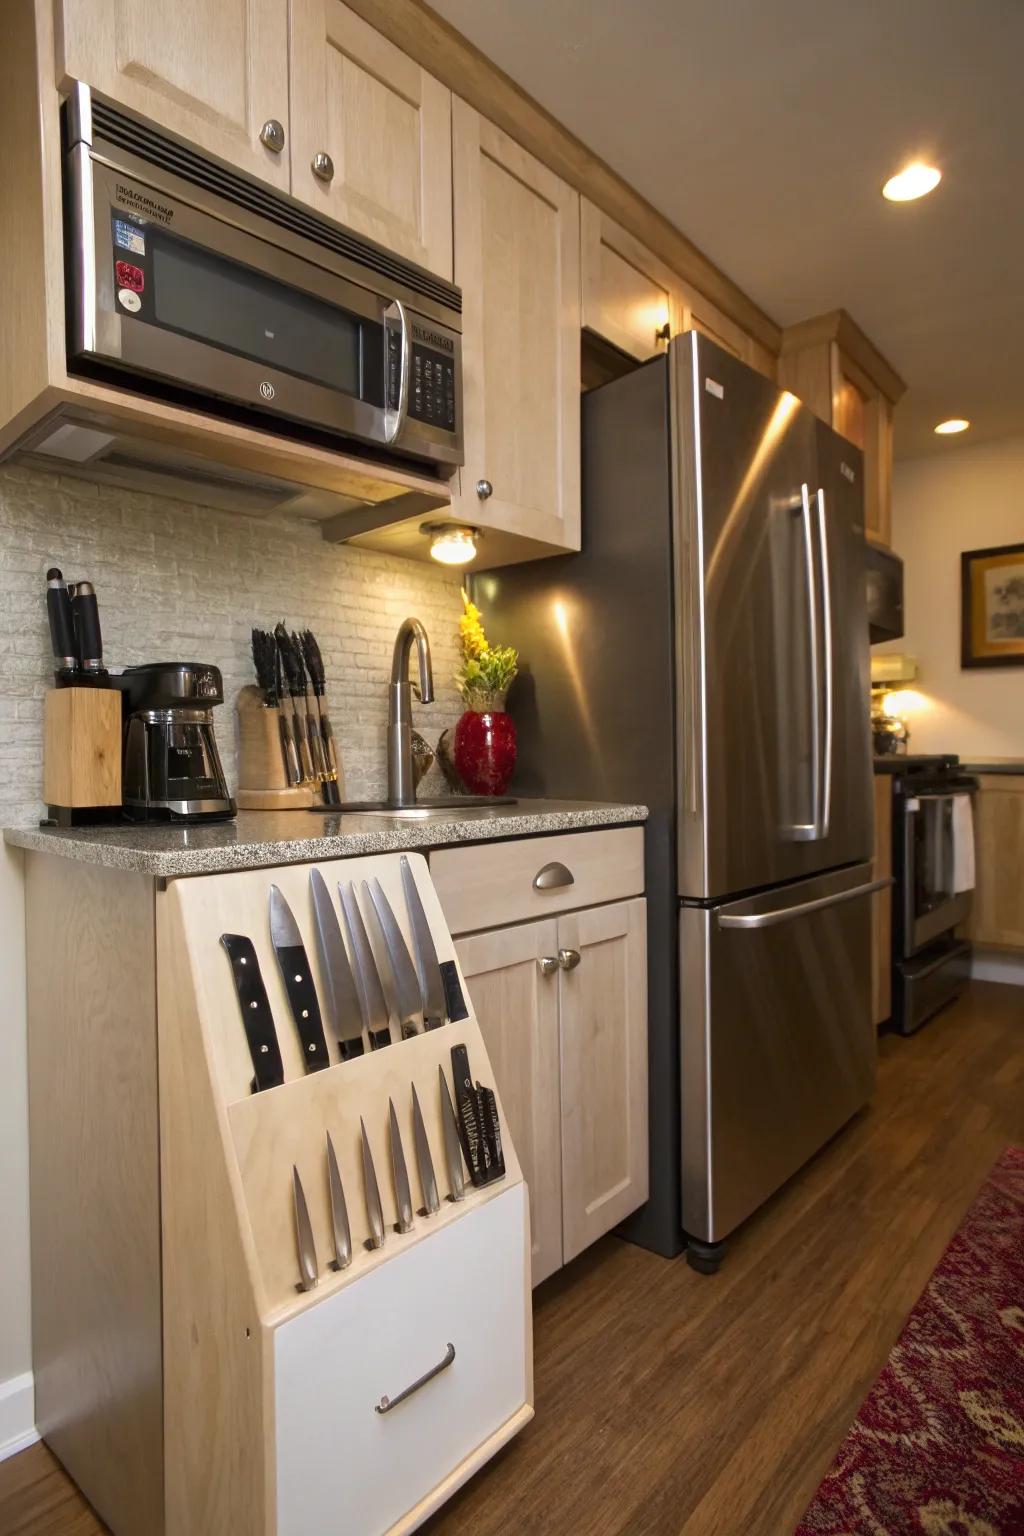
[452,98,581,557]
[557,898,648,1264]
[288,0,453,278]
[778,310,905,546]
[580,200,676,362]
[456,920,563,1287]
[676,282,777,381]
[55,0,291,189]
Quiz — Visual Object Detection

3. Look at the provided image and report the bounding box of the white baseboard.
[0,1372,37,1462]
[971,948,1024,987]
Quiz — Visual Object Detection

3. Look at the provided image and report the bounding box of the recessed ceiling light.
[882,163,941,202]
[934,418,970,435]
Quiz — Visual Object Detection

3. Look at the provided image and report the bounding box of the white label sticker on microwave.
[114,219,146,256]
[705,378,725,399]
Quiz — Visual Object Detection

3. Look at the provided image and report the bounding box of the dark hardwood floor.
[2,980,1021,1536]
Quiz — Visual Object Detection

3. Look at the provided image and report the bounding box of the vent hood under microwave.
[13,404,450,543]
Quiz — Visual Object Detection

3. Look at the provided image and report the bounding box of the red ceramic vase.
[453,707,517,796]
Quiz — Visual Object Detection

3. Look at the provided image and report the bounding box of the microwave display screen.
[149,230,365,398]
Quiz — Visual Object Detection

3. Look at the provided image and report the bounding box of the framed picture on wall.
[961,542,1024,668]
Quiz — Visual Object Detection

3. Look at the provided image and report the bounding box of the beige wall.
[877,435,1024,759]
[0,464,467,1450]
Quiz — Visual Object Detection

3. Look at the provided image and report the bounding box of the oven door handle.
[383,298,410,445]
[718,876,892,930]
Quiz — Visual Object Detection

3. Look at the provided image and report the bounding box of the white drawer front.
[274,1184,528,1536]
[431,826,644,935]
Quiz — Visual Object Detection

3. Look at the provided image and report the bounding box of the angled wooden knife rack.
[26,847,531,1536]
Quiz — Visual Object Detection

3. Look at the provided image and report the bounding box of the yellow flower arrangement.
[455,589,518,709]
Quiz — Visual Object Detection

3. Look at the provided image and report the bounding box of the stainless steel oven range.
[61,81,463,470]
[879,754,978,1035]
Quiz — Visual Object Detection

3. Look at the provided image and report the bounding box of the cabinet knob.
[537,956,559,976]
[476,478,493,500]
[260,119,286,153]
[558,948,582,971]
[312,151,335,183]
[655,321,671,345]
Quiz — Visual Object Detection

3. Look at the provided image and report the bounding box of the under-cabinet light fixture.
[423,524,479,566]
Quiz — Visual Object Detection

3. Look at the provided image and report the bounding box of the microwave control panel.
[387,326,457,433]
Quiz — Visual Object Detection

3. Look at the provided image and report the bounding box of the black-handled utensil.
[220,934,285,1093]
[46,568,79,684]
[70,580,106,678]
[269,885,330,1072]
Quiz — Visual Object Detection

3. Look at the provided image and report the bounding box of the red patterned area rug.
[796,1146,1024,1536]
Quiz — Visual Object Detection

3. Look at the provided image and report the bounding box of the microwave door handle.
[815,488,834,838]
[792,483,821,841]
[383,298,410,445]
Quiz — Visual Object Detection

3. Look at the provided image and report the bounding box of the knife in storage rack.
[220,934,285,1092]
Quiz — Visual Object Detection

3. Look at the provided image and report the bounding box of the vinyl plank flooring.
[1,980,1021,1536]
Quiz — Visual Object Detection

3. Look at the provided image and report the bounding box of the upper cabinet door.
[677,282,776,378]
[452,99,581,554]
[289,0,453,278]
[580,200,678,362]
[56,0,291,188]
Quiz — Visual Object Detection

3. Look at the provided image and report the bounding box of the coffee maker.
[118,662,236,822]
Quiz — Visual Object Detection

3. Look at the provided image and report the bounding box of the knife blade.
[310,869,364,1061]
[388,1098,414,1234]
[325,1131,352,1271]
[365,878,424,1038]
[339,883,392,1050]
[269,886,330,1071]
[220,933,285,1093]
[438,1065,466,1203]
[292,1165,318,1292]
[400,855,447,1029]
[411,1082,440,1216]
[360,1117,386,1250]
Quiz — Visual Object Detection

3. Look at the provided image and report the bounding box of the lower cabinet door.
[455,920,563,1286]
[558,898,649,1262]
[274,1185,528,1536]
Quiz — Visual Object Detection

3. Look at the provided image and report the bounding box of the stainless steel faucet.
[387,618,434,805]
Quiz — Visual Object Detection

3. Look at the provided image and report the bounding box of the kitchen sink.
[335,797,517,820]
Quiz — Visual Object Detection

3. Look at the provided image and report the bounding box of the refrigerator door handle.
[793,482,821,841]
[815,487,834,839]
[718,875,892,930]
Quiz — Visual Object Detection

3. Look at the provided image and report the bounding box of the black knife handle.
[339,1034,364,1062]
[221,934,285,1093]
[274,942,330,1071]
[369,1027,393,1051]
[46,571,79,675]
[71,582,104,672]
[440,960,468,1024]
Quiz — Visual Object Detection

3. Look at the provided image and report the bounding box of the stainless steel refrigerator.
[481,333,880,1266]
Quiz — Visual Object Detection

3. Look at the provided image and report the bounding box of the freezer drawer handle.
[374,1343,456,1414]
[534,861,574,891]
[717,876,892,931]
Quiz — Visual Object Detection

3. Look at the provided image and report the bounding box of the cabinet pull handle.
[259,119,285,153]
[375,1343,456,1414]
[558,948,581,971]
[312,151,335,182]
[533,861,574,891]
[476,478,493,500]
[538,955,559,976]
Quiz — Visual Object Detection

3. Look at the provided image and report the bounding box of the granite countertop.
[960,759,1024,776]
[4,799,648,878]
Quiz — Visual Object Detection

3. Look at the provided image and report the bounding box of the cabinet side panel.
[26,856,163,1536]
[157,884,269,1536]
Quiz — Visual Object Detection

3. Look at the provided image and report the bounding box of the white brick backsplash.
[0,464,468,822]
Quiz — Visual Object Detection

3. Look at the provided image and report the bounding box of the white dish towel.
[951,793,976,894]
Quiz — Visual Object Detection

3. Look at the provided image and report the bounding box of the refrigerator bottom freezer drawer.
[680,862,878,1244]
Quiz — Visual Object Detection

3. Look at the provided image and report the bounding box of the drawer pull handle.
[558,948,581,971]
[538,955,559,976]
[533,861,574,891]
[375,1342,456,1414]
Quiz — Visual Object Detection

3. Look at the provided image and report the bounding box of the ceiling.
[431,0,1024,460]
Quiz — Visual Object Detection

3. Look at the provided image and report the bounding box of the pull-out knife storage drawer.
[431,825,644,935]
[275,1183,528,1536]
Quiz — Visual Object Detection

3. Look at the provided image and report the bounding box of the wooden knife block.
[43,686,122,821]
[236,684,316,810]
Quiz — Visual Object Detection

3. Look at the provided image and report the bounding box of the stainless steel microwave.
[62,83,463,470]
